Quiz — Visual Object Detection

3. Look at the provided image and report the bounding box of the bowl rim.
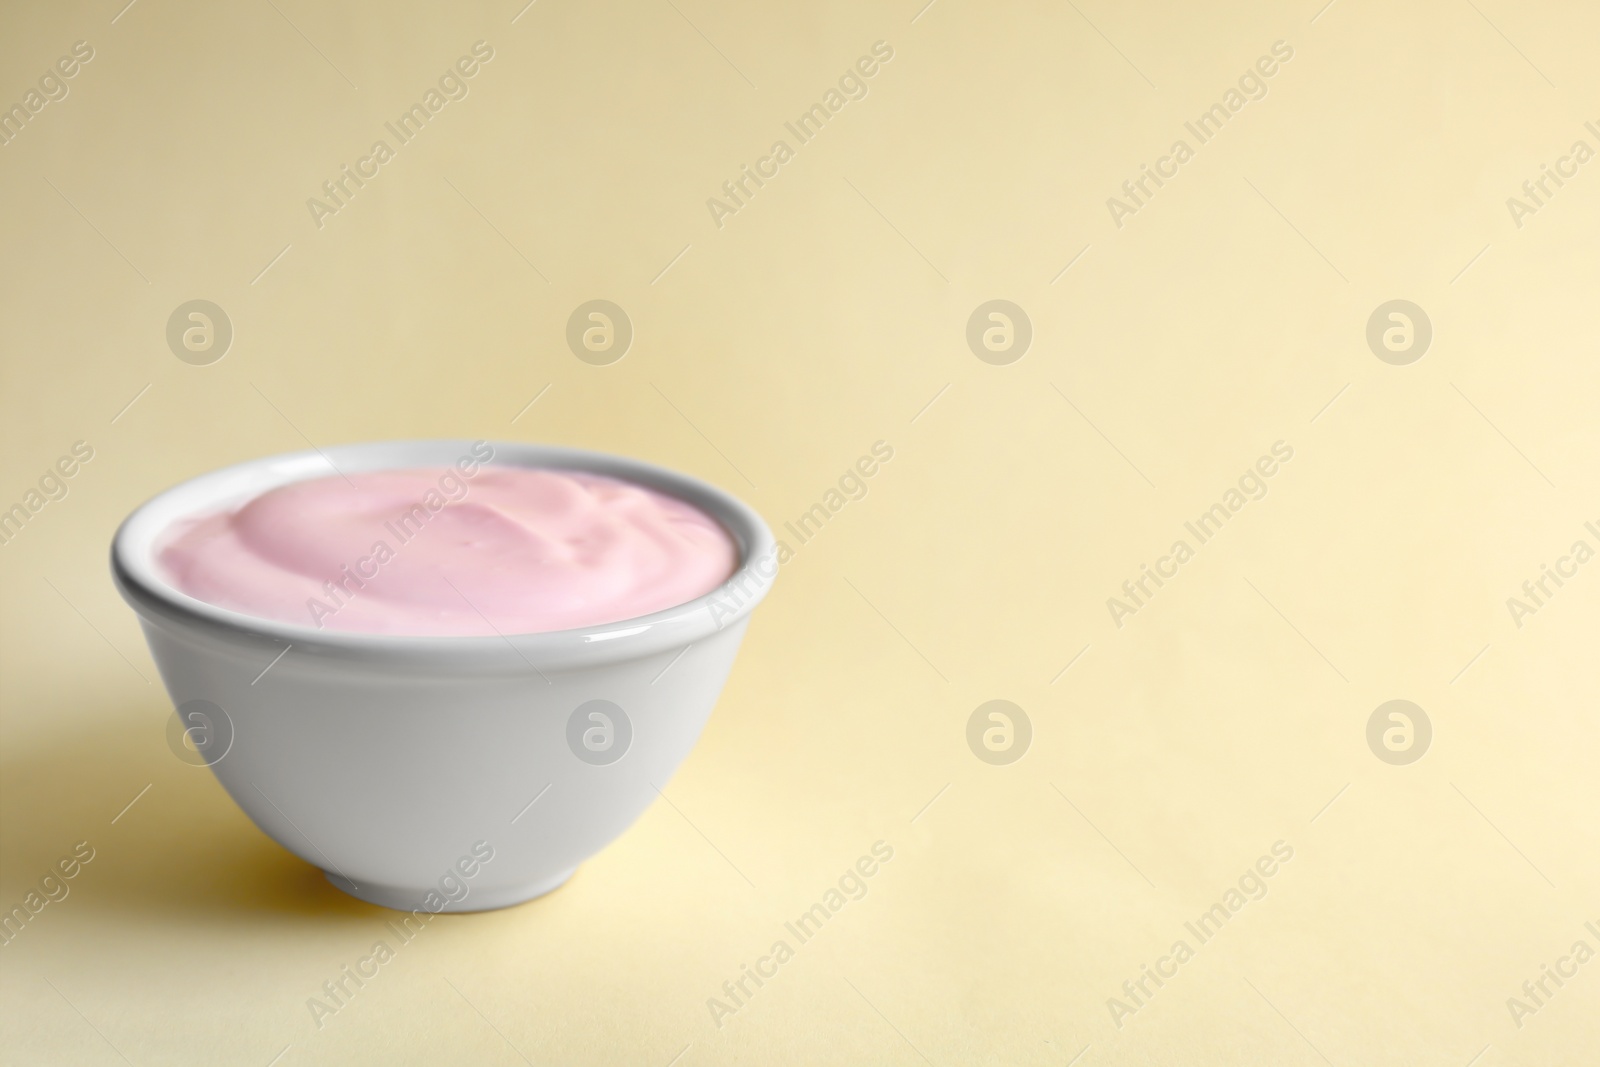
[111,439,776,670]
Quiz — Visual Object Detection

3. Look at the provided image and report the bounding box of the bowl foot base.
[324,867,577,912]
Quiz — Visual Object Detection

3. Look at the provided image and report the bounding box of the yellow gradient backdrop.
[2,1,1597,1064]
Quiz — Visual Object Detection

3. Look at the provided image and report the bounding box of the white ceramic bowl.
[112,440,774,912]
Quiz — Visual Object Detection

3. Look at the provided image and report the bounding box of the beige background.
[2,0,1598,1063]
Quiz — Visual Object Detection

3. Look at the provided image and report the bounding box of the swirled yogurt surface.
[156,465,738,635]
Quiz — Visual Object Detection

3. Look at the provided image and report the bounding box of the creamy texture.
[157,467,738,636]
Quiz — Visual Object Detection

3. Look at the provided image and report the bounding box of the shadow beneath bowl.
[1,710,383,929]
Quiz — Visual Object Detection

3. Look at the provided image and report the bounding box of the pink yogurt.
[156,466,738,636]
